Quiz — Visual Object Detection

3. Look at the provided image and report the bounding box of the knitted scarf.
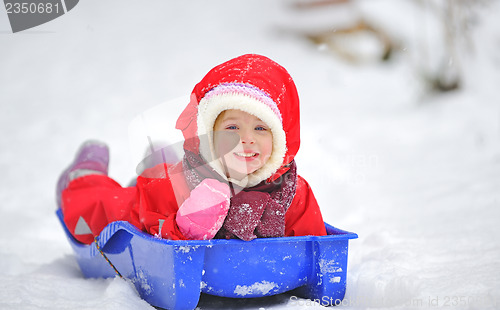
[182,150,297,241]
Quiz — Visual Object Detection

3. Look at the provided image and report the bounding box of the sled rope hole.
[94,236,123,278]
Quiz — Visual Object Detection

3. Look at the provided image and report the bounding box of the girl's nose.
[240,128,255,144]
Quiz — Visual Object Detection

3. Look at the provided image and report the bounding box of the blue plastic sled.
[57,209,357,310]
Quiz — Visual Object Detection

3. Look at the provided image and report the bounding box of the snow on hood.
[175,54,301,185]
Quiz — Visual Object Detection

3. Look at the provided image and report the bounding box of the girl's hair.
[213,110,228,132]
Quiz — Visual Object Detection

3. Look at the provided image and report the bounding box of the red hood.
[175,54,300,180]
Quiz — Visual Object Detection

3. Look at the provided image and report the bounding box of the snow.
[1,0,499,309]
[234,281,278,296]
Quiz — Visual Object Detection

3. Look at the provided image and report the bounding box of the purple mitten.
[56,140,109,207]
[176,178,230,240]
[255,200,286,238]
[222,191,269,241]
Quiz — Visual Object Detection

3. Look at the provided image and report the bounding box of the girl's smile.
[233,151,259,160]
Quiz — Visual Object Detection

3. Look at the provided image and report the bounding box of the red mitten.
[222,191,269,241]
[176,179,230,240]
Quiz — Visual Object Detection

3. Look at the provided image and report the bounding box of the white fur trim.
[197,92,287,187]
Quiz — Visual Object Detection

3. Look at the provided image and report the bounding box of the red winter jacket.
[62,161,326,244]
[62,54,327,244]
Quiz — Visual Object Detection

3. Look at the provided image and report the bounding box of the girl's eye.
[255,126,267,131]
[226,125,238,130]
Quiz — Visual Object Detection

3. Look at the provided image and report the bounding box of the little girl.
[57,54,327,244]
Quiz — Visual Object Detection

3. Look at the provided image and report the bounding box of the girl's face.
[213,109,273,180]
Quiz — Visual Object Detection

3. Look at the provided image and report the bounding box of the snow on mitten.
[222,191,269,241]
[255,199,285,238]
[176,178,230,240]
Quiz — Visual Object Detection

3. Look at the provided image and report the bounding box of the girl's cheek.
[214,131,240,156]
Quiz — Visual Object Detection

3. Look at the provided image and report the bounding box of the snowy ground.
[1,0,499,309]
